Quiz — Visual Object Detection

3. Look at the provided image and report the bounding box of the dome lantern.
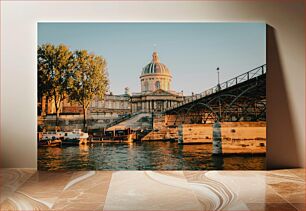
[152,51,160,63]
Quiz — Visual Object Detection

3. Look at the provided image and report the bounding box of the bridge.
[162,64,266,125]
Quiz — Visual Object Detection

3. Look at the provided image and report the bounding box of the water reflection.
[211,155,224,170]
[79,144,89,166]
[38,142,265,170]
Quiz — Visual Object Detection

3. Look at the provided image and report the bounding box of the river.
[38,141,265,170]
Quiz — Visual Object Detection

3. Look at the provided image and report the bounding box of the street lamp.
[216,67,220,91]
[216,67,221,119]
[212,67,223,156]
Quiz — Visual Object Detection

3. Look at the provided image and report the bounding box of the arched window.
[144,81,149,91]
[155,81,160,89]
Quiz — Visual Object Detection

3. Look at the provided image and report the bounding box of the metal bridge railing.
[164,64,266,112]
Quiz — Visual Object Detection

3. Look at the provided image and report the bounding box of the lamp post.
[216,67,220,90]
[212,67,223,156]
[216,67,221,118]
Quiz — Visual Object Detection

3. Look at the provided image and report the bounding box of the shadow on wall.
[266,25,300,169]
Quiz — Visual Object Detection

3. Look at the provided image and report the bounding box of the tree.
[68,50,109,130]
[37,44,74,127]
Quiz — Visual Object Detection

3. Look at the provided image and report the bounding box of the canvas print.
[37,23,266,170]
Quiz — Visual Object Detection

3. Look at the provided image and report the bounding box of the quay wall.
[142,113,178,141]
[180,123,266,154]
[181,122,266,144]
[143,120,266,144]
[142,127,178,141]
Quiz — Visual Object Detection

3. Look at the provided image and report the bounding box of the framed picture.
[37,22,266,170]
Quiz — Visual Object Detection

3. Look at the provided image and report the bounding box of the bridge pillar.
[178,124,183,144]
[212,121,222,155]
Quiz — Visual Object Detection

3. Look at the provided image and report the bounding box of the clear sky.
[38,23,266,95]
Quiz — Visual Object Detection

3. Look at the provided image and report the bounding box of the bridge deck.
[164,65,266,122]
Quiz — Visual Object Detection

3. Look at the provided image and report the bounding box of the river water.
[38,142,265,170]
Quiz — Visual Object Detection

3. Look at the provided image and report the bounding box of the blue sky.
[38,23,266,95]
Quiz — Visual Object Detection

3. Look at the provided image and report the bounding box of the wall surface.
[1,0,304,168]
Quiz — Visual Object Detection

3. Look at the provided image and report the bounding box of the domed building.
[38,51,184,131]
[131,52,183,113]
[140,52,172,92]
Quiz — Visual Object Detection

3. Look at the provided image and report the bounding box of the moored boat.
[40,131,63,141]
[61,129,89,146]
[38,129,89,146]
[38,139,62,147]
[94,128,135,143]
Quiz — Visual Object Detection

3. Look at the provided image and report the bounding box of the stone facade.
[62,95,130,116]
[38,94,131,131]
[40,94,130,117]
[131,90,183,113]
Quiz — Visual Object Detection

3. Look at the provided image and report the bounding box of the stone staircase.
[141,127,178,141]
[140,112,178,141]
[106,112,152,131]
[106,112,141,129]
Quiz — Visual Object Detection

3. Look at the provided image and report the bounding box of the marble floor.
[0,169,304,211]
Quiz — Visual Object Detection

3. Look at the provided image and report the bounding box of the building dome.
[140,52,172,92]
[141,52,171,76]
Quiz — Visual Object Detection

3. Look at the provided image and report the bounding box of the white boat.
[40,132,62,141]
[62,129,89,145]
[38,132,62,147]
[39,130,89,145]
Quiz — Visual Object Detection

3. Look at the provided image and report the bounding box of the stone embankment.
[142,120,266,155]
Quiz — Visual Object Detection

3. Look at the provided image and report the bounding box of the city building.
[40,92,130,118]
[39,51,184,118]
[37,51,188,131]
